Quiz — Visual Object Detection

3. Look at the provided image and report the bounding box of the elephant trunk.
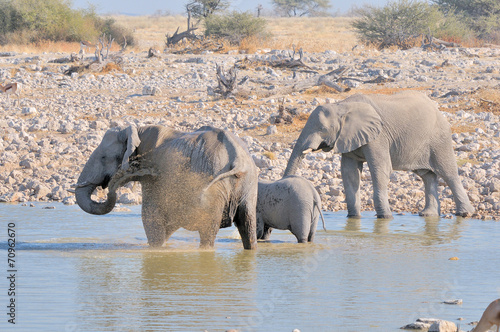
[75,183,117,215]
[284,147,305,176]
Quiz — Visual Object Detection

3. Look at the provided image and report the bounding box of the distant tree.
[272,0,331,17]
[186,0,230,21]
[432,0,500,39]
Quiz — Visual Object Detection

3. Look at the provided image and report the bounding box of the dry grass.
[475,88,500,114]
[0,40,81,54]
[0,15,358,54]
[262,17,358,52]
[113,15,187,50]
[114,15,358,53]
[263,151,276,160]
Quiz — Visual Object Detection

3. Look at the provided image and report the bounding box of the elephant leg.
[308,216,319,242]
[415,170,440,217]
[439,172,475,217]
[199,222,220,249]
[261,225,273,240]
[233,200,258,250]
[364,152,393,219]
[433,151,475,217]
[341,155,364,218]
[141,202,177,247]
[198,201,225,249]
[290,221,309,243]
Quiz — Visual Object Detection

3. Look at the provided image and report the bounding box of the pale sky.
[71,0,393,16]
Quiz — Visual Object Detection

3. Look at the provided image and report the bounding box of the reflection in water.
[345,217,361,232]
[0,204,499,331]
[138,251,258,328]
[374,218,390,234]
[72,250,259,331]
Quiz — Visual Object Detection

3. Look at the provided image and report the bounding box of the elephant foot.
[419,209,440,217]
[147,240,165,248]
[346,214,361,219]
[376,213,393,220]
[455,203,475,218]
[455,210,472,218]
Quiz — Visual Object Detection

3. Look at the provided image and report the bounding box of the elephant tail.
[203,164,246,192]
[314,202,327,231]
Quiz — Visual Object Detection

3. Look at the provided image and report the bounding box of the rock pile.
[0,46,499,219]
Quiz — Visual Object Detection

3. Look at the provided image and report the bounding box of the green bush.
[204,11,268,45]
[433,0,500,41]
[352,0,472,49]
[0,0,134,46]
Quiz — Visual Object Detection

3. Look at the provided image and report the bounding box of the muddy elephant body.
[284,91,474,219]
[75,125,258,249]
[257,175,325,243]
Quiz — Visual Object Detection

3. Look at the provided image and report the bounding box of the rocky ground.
[1,45,500,220]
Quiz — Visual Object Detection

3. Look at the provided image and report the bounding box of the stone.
[34,184,51,199]
[400,321,432,330]
[21,107,37,115]
[428,320,457,332]
[117,192,141,204]
[142,85,162,96]
[266,125,277,135]
[0,192,24,202]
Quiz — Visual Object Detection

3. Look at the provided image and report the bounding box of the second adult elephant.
[75,125,258,249]
[284,91,474,219]
[257,175,326,243]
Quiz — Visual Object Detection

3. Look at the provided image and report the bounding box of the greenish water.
[0,203,498,331]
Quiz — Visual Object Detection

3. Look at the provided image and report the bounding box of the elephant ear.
[334,103,383,153]
[119,126,141,170]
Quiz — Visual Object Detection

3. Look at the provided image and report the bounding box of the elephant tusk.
[302,148,313,154]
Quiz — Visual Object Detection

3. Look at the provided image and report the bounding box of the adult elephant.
[75,125,258,249]
[284,91,474,219]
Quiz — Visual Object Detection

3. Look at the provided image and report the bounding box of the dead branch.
[171,38,224,55]
[148,47,161,58]
[95,33,114,63]
[236,45,312,70]
[362,75,395,84]
[165,27,199,46]
[120,35,127,52]
[483,43,500,49]
[480,98,499,106]
[211,63,238,97]
[233,64,401,99]
[270,98,298,124]
[422,29,460,51]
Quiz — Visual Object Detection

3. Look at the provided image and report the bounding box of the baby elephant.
[257,175,326,243]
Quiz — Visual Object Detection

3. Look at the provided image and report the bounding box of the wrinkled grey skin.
[284,91,475,219]
[256,175,326,243]
[75,125,258,249]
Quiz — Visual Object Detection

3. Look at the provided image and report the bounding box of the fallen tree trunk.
[233,65,399,98]
[236,45,312,70]
[422,31,461,51]
[166,27,199,46]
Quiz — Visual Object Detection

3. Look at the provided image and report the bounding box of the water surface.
[0,203,499,331]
